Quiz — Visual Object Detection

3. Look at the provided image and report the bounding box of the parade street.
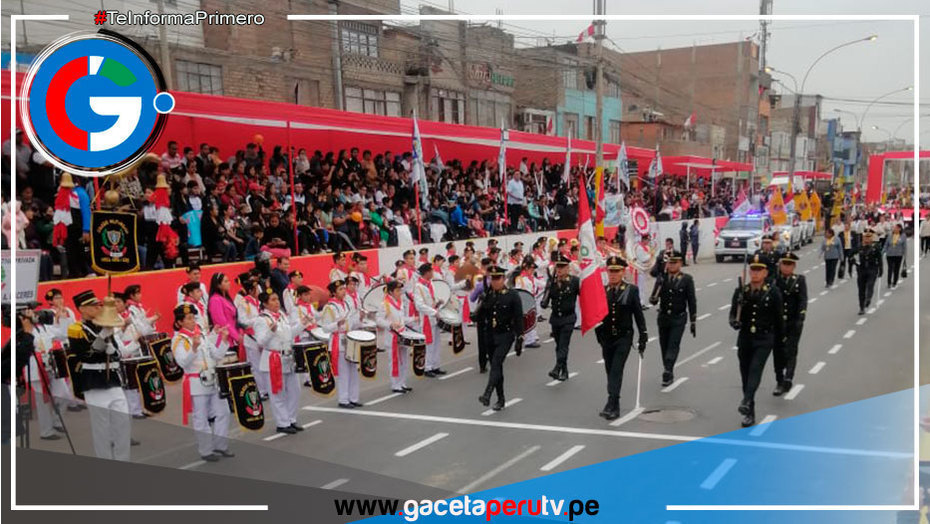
[25,243,916,500]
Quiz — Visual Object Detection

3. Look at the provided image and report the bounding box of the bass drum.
[514,289,537,334]
[431,279,452,307]
[361,283,388,315]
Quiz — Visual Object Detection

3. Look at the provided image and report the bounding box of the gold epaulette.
[67,322,86,340]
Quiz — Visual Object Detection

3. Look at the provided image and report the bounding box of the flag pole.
[415,181,422,244]
[287,120,298,255]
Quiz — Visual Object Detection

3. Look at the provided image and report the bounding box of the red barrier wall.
[36,249,379,332]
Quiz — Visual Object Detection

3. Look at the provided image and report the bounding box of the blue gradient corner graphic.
[372,388,916,523]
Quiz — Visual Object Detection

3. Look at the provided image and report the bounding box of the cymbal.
[307,285,330,308]
[454,260,479,281]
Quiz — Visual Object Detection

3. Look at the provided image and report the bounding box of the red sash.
[181,372,199,425]
[269,351,283,394]
[386,296,403,377]
[327,300,346,377]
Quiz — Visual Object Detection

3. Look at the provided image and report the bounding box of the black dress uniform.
[473,266,523,410]
[541,255,580,381]
[649,251,697,386]
[772,252,807,396]
[595,257,648,420]
[856,230,883,314]
[752,238,780,281]
[729,257,784,427]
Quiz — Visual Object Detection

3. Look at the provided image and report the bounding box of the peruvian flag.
[594,167,606,234]
[545,115,554,136]
[577,23,595,42]
[732,187,751,216]
[576,170,608,335]
[683,112,696,128]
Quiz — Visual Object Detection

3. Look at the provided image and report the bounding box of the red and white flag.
[576,170,608,335]
[733,187,751,215]
[577,23,595,42]
[683,112,696,128]
[545,115,554,136]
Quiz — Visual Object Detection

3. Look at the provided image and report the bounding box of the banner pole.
[287,121,297,255]
[415,183,422,244]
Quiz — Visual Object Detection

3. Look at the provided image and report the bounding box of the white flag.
[411,116,428,204]
[562,131,572,187]
[648,146,662,179]
[617,141,629,191]
[433,144,444,171]
[498,120,508,185]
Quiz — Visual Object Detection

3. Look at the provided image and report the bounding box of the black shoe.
[130,438,141,446]
[40,434,61,441]
[548,365,560,380]
[261,393,270,401]
[526,342,541,348]
[377,348,386,352]
[276,426,297,434]
[598,399,612,419]
[392,388,406,393]
[557,366,569,381]
[741,412,756,427]
[402,386,413,392]
[132,414,147,420]
[214,449,235,457]
[53,425,66,433]
[662,372,673,387]
[479,386,493,407]
[479,365,487,374]
[337,403,355,409]
[492,398,505,411]
[350,401,364,407]
[67,405,84,412]
[783,380,793,394]
[290,423,304,432]
[773,382,788,396]
[304,381,313,387]
[737,399,752,416]
[424,370,438,378]
[434,369,447,375]
[858,308,865,315]
[201,454,220,462]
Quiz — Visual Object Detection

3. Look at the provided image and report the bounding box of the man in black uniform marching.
[856,229,883,315]
[729,255,784,427]
[541,254,580,381]
[67,290,132,460]
[649,251,697,387]
[753,234,780,280]
[595,256,648,420]
[772,252,807,396]
[473,266,523,411]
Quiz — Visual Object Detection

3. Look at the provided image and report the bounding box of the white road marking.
[395,432,449,457]
[321,478,349,490]
[749,415,778,437]
[803,269,810,274]
[877,299,885,306]
[676,342,721,367]
[179,460,206,470]
[843,330,855,339]
[546,372,579,386]
[731,345,738,350]
[506,351,515,357]
[706,356,723,366]
[542,337,555,344]
[482,398,522,416]
[809,297,818,303]
[302,420,323,429]
[661,377,689,392]
[263,432,288,442]
[540,445,586,472]
[367,392,403,406]
[303,406,911,457]
[723,278,733,282]
[700,458,738,490]
[884,291,892,297]
[596,358,605,364]
[856,318,867,326]
[867,307,877,315]
[808,362,826,375]
[609,407,644,427]
[819,290,828,296]
[828,344,842,355]
[696,287,703,292]
[457,446,540,494]
[784,384,805,400]
[648,336,658,343]
[707,282,718,287]
[718,304,731,311]
[439,367,473,380]
[697,313,712,321]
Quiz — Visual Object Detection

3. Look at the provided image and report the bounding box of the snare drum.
[514,289,538,334]
[436,307,462,332]
[358,319,378,333]
[346,330,376,364]
[120,356,156,390]
[399,330,425,347]
[215,362,252,399]
[293,342,315,373]
[310,327,330,342]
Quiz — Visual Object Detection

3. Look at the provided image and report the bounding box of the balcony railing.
[342,53,404,76]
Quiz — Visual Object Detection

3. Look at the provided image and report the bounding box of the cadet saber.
[635,352,643,410]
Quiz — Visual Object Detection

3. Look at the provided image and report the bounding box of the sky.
[400,0,928,145]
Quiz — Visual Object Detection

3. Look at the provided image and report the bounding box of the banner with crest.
[90,211,140,275]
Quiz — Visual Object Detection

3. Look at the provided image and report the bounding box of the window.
[562,65,577,90]
[430,88,465,124]
[607,80,621,98]
[345,86,401,116]
[341,23,379,57]
[584,116,595,140]
[176,60,222,95]
[563,113,578,137]
[609,120,621,144]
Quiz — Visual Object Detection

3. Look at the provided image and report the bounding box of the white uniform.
[172,328,230,457]
[396,265,420,318]
[235,294,268,396]
[514,272,539,345]
[26,325,64,437]
[253,310,301,429]
[126,301,156,338]
[182,297,210,334]
[319,299,358,405]
[443,266,470,324]
[176,282,209,308]
[329,266,349,283]
[115,310,145,417]
[291,300,319,386]
[39,310,81,407]
[351,271,375,300]
[413,278,442,372]
[375,295,415,390]
[282,285,298,318]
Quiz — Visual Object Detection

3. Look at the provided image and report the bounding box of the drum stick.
[635,353,643,411]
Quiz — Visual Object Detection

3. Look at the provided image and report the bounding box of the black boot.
[773,375,787,396]
[602,396,620,420]
[738,398,752,416]
[548,364,560,380]
[662,371,673,387]
[492,396,505,411]
[478,386,493,407]
[741,404,756,427]
[783,379,793,395]
[557,363,569,381]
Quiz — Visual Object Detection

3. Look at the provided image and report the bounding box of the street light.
[860,86,913,131]
[833,108,861,129]
[871,125,893,141]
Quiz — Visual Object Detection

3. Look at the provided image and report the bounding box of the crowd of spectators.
[5,133,746,280]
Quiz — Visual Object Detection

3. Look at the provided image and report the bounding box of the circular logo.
[631,206,650,236]
[20,31,171,177]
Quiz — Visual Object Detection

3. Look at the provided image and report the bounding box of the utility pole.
[156,0,172,89]
[329,0,344,110]
[759,0,772,71]
[594,0,606,167]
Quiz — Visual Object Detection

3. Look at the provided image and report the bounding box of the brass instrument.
[96,296,125,328]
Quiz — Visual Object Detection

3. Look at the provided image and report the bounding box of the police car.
[714,213,774,262]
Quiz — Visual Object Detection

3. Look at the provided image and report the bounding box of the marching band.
[23,210,915,462]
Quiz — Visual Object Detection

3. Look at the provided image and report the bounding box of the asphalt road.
[21,240,917,502]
